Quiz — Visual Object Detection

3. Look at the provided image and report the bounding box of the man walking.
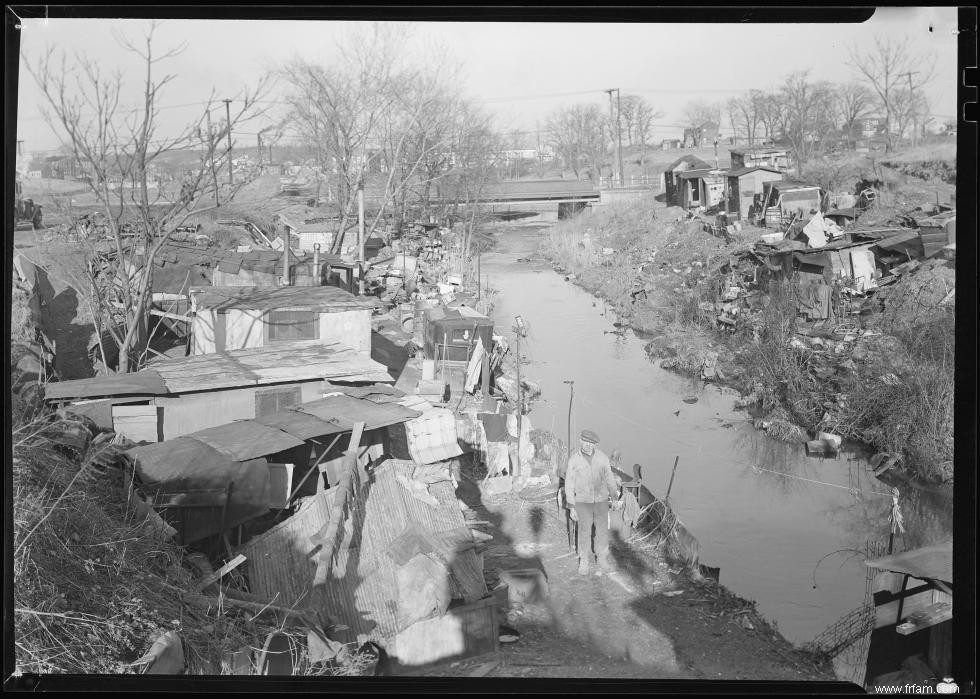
[565,429,621,576]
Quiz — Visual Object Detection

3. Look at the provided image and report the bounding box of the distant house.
[676,168,728,210]
[44,339,393,442]
[729,146,790,171]
[725,166,783,220]
[683,122,719,149]
[190,285,377,356]
[661,138,682,151]
[662,155,712,206]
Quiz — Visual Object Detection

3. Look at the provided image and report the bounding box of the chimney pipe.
[313,243,321,286]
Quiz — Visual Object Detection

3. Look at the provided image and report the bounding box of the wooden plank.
[113,405,161,443]
[896,602,953,635]
[192,554,247,593]
[150,308,193,323]
[267,463,295,509]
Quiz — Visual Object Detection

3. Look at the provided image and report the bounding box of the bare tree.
[891,88,931,146]
[282,24,410,254]
[834,82,875,150]
[757,91,787,144]
[727,90,766,147]
[545,103,609,181]
[779,71,837,177]
[681,100,721,147]
[847,35,937,153]
[28,21,271,373]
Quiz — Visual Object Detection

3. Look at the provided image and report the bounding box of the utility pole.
[357,182,365,295]
[223,99,234,186]
[206,109,219,205]
[605,89,617,186]
[899,71,920,149]
[616,89,625,188]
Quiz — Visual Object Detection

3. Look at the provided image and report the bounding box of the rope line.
[750,465,893,498]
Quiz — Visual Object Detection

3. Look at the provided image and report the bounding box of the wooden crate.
[389,595,499,670]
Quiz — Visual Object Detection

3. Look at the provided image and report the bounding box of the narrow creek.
[482,223,953,659]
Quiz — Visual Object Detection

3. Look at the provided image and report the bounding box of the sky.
[15,8,962,156]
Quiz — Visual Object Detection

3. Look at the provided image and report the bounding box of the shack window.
[255,386,302,417]
[267,310,317,342]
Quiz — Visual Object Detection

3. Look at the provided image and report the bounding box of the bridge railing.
[598,174,659,190]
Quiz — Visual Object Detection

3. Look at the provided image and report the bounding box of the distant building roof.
[727,165,782,178]
[676,168,728,180]
[731,146,789,155]
[190,285,375,312]
[46,340,392,400]
[664,155,712,172]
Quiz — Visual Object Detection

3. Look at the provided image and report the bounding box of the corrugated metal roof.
[242,459,486,645]
[296,395,420,431]
[185,421,306,461]
[46,370,169,400]
[190,285,375,312]
[865,541,952,584]
[727,165,782,177]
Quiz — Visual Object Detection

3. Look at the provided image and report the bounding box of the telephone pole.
[615,89,625,187]
[604,89,617,186]
[223,99,234,186]
[899,71,920,149]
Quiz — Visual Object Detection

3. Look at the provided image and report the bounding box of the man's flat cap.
[580,429,600,444]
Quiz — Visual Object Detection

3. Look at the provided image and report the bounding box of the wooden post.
[665,455,680,501]
[358,185,365,295]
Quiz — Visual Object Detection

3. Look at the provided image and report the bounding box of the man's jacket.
[565,448,619,505]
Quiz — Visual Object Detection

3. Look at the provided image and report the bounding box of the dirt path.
[423,469,836,682]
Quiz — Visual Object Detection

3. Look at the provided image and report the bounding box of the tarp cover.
[127,437,270,543]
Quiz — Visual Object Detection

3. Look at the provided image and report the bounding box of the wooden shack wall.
[225,309,264,351]
[152,380,325,440]
[318,310,371,353]
[192,309,218,355]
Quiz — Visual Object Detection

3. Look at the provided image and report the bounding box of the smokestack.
[313,243,321,286]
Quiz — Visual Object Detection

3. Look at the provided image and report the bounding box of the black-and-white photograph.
[7,6,971,692]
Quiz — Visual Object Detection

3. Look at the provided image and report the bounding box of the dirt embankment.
[538,193,954,486]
